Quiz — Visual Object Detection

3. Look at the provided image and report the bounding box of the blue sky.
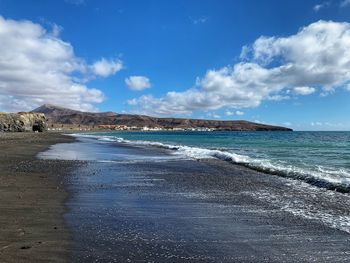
[1,0,350,130]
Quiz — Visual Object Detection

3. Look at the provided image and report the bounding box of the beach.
[1,133,350,262]
[3,1,350,262]
[0,133,77,262]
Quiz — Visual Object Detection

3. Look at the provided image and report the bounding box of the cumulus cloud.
[91,58,123,78]
[125,76,151,91]
[129,20,350,116]
[293,86,316,95]
[0,16,121,112]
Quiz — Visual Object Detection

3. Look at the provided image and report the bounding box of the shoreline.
[0,132,77,263]
[42,135,350,261]
[74,132,350,193]
[1,132,350,261]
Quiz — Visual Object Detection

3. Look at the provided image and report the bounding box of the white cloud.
[340,0,350,7]
[293,86,316,95]
[91,58,123,78]
[125,76,151,91]
[0,16,122,112]
[225,110,244,116]
[313,2,330,12]
[267,95,290,101]
[192,16,208,25]
[129,20,350,116]
[51,23,63,37]
[283,122,292,126]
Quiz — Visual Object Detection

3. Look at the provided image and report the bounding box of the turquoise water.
[78,131,350,192]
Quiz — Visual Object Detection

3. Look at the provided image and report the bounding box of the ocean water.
[76,131,350,192]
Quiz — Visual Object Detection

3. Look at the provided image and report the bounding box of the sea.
[77,131,350,193]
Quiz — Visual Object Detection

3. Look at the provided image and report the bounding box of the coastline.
[43,135,350,262]
[77,131,350,193]
[1,132,350,262]
[0,132,77,263]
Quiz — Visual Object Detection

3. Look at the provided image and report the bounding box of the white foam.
[73,133,350,191]
[244,183,350,234]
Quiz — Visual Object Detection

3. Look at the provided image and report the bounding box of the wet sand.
[43,136,350,262]
[0,133,78,263]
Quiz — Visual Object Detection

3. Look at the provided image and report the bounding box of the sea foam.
[71,133,350,193]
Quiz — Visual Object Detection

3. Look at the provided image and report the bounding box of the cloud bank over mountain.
[129,20,350,116]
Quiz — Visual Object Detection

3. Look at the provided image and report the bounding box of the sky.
[1,0,350,130]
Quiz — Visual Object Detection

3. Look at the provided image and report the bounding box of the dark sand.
[0,133,77,263]
[44,137,350,262]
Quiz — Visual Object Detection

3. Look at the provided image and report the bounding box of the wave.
[71,133,350,193]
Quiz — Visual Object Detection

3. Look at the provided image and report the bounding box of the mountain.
[32,104,292,131]
[32,104,117,125]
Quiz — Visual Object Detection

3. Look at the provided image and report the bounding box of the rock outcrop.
[0,112,47,132]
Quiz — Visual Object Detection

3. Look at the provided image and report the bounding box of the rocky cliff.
[0,112,47,132]
[32,104,292,131]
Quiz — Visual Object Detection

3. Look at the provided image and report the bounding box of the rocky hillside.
[32,104,292,131]
[0,112,47,132]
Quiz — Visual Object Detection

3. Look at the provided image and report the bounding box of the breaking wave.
[72,134,350,193]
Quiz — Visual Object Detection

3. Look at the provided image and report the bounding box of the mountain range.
[32,104,292,131]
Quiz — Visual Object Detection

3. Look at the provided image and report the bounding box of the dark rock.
[0,112,47,132]
[32,120,46,132]
[20,245,31,249]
